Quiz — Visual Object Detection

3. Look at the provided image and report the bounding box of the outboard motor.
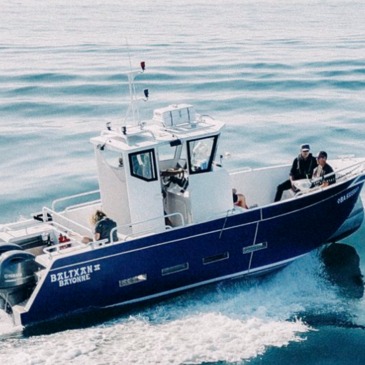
[0,243,22,255]
[0,250,39,311]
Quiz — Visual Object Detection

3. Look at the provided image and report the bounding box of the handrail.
[293,161,365,197]
[42,207,93,237]
[109,212,185,243]
[51,190,100,212]
[0,218,36,233]
[43,236,110,258]
[335,161,365,180]
[43,239,85,256]
[65,199,101,212]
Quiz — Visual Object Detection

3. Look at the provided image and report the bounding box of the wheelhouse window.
[187,136,218,174]
[129,149,157,181]
[157,140,187,170]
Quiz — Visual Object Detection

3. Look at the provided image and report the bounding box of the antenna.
[126,39,133,72]
[123,56,148,128]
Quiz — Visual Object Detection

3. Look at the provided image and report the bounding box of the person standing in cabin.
[274,144,317,202]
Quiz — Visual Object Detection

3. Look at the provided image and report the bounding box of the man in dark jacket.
[274,144,317,202]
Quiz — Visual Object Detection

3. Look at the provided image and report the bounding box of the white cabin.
[90,104,233,237]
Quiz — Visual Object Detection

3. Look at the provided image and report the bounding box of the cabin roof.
[90,104,224,153]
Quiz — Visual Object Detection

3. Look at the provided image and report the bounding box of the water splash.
[0,250,355,365]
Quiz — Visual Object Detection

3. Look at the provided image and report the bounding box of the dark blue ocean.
[1,0,365,363]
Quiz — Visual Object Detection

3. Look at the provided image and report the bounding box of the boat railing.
[42,207,93,238]
[0,218,41,233]
[110,212,185,242]
[0,218,54,244]
[42,239,86,257]
[335,160,365,182]
[293,160,365,197]
[164,212,185,227]
[51,190,101,212]
[64,199,101,213]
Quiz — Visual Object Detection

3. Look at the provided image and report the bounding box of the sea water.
[1,0,365,363]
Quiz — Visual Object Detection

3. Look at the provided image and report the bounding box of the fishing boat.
[1,62,365,327]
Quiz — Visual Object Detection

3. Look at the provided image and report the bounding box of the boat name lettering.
[337,187,359,205]
[50,264,101,287]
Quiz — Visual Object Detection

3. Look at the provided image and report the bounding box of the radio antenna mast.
[123,41,148,126]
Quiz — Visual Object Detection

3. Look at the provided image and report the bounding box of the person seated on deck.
[233,188,248,209]
[311,151,336,187]
[274,143,317,202]
[82,210,118,244]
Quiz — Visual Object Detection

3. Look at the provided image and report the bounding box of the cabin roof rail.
[120,125,157,139]
[99,125,158,143]
[100,129,125,138]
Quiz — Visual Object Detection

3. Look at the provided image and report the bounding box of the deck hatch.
[202,252,229,265]
[119,274,147,287]
[161,262,189,276]
[242,242,268,254]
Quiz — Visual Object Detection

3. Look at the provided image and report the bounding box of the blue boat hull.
[17,176,365,326]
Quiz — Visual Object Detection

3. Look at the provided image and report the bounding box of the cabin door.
[186,135,233,222]
[126,148,165,234]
